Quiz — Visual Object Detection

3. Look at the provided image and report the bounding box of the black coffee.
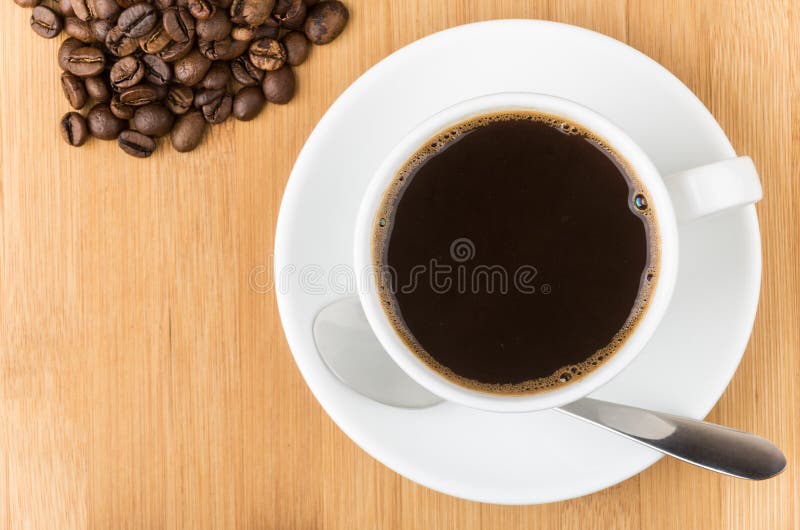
[374,112,659,394]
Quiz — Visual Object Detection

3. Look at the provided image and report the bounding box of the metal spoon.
[313,297,786,480]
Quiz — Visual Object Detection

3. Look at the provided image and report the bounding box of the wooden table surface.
[1,1,797,528]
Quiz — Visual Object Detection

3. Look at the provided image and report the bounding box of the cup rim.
[354,92,679,413]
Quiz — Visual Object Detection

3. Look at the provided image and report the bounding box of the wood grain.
[0,1,797,528]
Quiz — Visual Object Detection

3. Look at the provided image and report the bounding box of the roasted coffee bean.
[85,76,111,102]
[133,103,174,136]
[187,0,215,20]
[87,0,119,21]
[162,6,195,43]
[202,92,232,123]
[282,31,309,66]
[272,0,291,14]
[273,0,305,29]
[119,83,160,106]
[304,0,348,45]
[193,87,224,107]
[220,37,249,60]
[90,19,112,42]
[118,4,158,38]
[15,0,40,7]
[249,38,285,70]
[31,6,63,39]
[58,38,83,70]
[261,64,294,103]
[231,25,255,42]
[199,62,230,90]
[199,37,247,61]
[61,72,88,109]
[196,10,231,42]
[142,54,172,85]
[170,110,206,152]
[231,19,281,43]
[155,0,174,9]
[153,83,169,100]
[110,56,144,90]
[64,17,94,42]
[110,93,135,118]
[230,0,273,26]
[139,26,172,53]
[231,19,284,42]
[232,86,264,121]
[58,0,75,17]
[303,0,318,5]
[70,0,90,21]
[174,49,211,86]
[66,46,105,77]
[230,55,263,86]
[106,26,138,56]
[217,0,232,8]
[60,112,89,146]
[198,37,228,60]
[87,103,126,139]
[253,19,280,39]
[118,130,157,158]
[159,37,194,62]
[166,85,193,114]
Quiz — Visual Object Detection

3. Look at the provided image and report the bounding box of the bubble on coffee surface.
[372,110,661,396]
[559,121,581,135]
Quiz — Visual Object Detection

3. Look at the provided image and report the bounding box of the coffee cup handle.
[663,156,763,222]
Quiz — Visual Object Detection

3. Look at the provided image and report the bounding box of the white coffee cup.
[354,92,762,413]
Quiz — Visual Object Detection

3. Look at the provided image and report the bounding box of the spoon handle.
[558,398,786,480]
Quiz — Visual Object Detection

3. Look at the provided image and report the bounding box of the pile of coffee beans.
[15,0,349,157]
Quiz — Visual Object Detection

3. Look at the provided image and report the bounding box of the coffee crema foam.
[372,110,660,395]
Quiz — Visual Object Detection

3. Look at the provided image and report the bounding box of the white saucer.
[274,20,761,504]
